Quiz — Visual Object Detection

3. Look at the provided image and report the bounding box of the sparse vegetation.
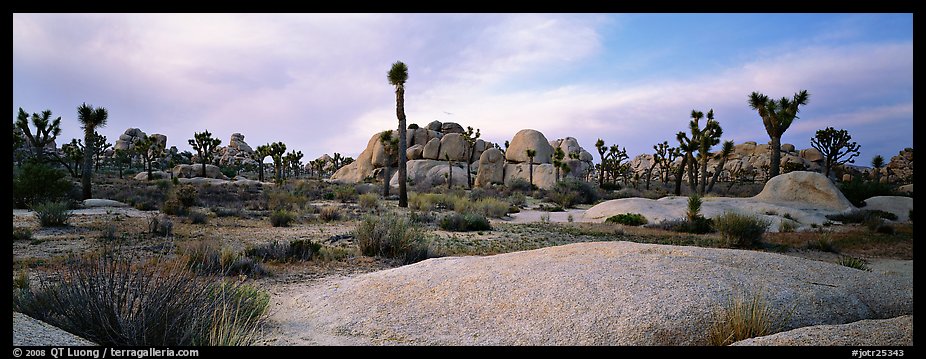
[188,210,209,224]
[777,220,797,233]
[33,200,71,227]
[545,178,598,208]
[245,239,321,263]
[355,213,430,264]
[605,213,648,226]
[707,291,790,346]
[712,212,770,248]
[14,162,75,208]
[333,185,357,203]
[270,209,296,227]
[148,215,174,237]
[359,193,380,211]
[13,227,33,241]
[439,212,492,232]
[837,178,896,207]
[836,256,871,271]
[826,209,897,224]
[181,240,267,277]
[319,206,342,222]
[12,252,269,346]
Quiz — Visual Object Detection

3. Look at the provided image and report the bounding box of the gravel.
[13,312,96,346]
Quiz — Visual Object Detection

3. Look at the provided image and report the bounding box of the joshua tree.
[135,135,164,180]
[461,126,481,189]
[380,131,399,197]
[595,138,606,187]
[525,149,537,187]
[77,103,108,199]
[694,110,723,195]
[284,150,304,178]
[188,130,222,178]
[387,61,409,208]
[254,144,272,182]
[444,153,455,189]
[871,155,885,182]
[552,147,566,182]
[59,139,84,177]
[113,148,132,179]
[268,142,287,183]
[810,127,861,178]
[674,132,694,196]
[89,132,111,171]
[706,140,735,194]
[748,90,810,179]
[606,145,629,185]
[15,108,61,163]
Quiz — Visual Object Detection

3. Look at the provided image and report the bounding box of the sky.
[13,13,913,166]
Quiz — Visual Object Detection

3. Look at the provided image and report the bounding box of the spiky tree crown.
[387,61,408,86]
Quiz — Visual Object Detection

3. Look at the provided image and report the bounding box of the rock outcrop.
[172,164,228,179]
[389,159,468,188]
[217,133,257,167]
[732,316,913,346]
[280,242,912,345]
[475,148,505,187]
[114,128,147,151]
[753,171,854,211]
[506,129,553,164]
[862,196,913,222]
[881,148,913,183]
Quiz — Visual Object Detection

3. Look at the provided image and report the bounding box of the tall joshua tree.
[552,147,566,183]
[461,126,481,189]
[189,130,222,178]
[380,131,399,197]
[525,149,537,188]
[15,108,61,163]
[77,103,108,199]
[268,142,287,183]
[595,139,606,187]
[810,127,860,178]
[388,61,409,208]
[135,135,164,180]
[748,90,810,179]
[695,110,723,196]
[871,155,885,182]
[255,144,272,182]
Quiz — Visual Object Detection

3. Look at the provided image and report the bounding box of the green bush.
[33,200,71,227]
[354,213,430,264]
[358,193,380,211]
[245,239,321,263]
[174,184,199,207]
[270,209,295,227]
[182,240,267,277]
[12,253,269,346]
[545,178,598,208]
[13,227,33,241]
[453,197,510,218]
[838,178,896,207]
[506,178,534,193]
[707,291,789,346]
[713,212,771,248]
[439,212,492,232]
[333,185,357,203]
[14,162,76,208]
[606,213,648,226]
[160,197,188,216]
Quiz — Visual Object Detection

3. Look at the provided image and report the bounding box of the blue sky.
[13,13,913,165]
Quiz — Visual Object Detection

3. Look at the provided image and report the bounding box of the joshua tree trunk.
[528,160,534,187]
[466,148,473,189]
[698,155,709,196]
[645,161,658,190]
[382,166,390,197]
[396,87,408,207]
[201,161,207,178]
[447,161,453,189]
[258,162,264,182]
[81,131,94,199]
[706,157,727,194]
[769,136,781,180]
[674,155,688,196]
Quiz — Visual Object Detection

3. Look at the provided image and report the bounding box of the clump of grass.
[99,225,119,241]
[270,209,295,227]
[507,192,527,208]
[439,212,492,232]
[181,240,267,277]
[567,213,574,223]
[539,212,551,224]
[33,200,71,227]
[605,213,648,226]
[713,212,771,248]
[148,215,174,237]
[354,213,430,264]
[333,185,357,203]
[707,291,790,346]
[836,256,871,271]
[805,236,838,253]
[409,211,436,224]
[358,193,380,211]
[827,209,897,224]
[13,227,33,241]
[245,239,321,262]
[778,220,797,233]
[453,197,510,218]
[319,206,342,222]
[12,252,269,346]
[188,210,209,224]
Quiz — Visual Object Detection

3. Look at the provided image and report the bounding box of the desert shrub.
[33,200,71,227]
[836,256,871,271]
[148,215,173,237]
[354,213,430,264]
[539,212,551,224]
[333,185,357,203]
[707,291,790,346]
[453,197,510,218]
[188,210,209,224]
[826,209,898,224]
[545,179,598,208]
[99,225,119,241]
[468,187,501,202]
[245,239,321,263]
[507,192,527,208]
[13,227,33,241]
[713,212,770,248]
[319,206,342,222]
[538,203,565,212]
[805,236,838,253]
[182,240,266,277]
[14,162,76,208]
[874,223,896,235]
[408,193,436,212]
[606,213,648,226]
[439,212,492,232]
[409,211,436,224]
[212,207,242,218]
[174,184,199,207]
[506,178,534,193]
[358,193,380,211]
[778,220,797,233]
[12,253,268,346]
[155,179,171,191]
[838,178,896,207]
[270,209,295,227]
[160,197,188,216]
